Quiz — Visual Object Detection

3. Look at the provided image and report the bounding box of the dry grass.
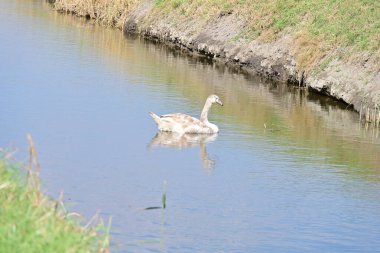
[50,0,378,68]
[153,0,380,71]
[292,31,328,71]
[52,0,379,70]
[53,0,139,28]
[0,135,110,253]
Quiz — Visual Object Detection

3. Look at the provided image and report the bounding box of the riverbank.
[51,0,380,125]
[0,143,109,253]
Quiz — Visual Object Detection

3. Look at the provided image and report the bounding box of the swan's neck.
[200,99,213,123]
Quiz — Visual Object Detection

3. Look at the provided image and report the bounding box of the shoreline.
[51,0,380,126]
[0,135,109,253]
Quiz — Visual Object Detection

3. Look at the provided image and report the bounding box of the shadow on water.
[33,3,380,175]
[149,132,217,172]
[138,38,380,174]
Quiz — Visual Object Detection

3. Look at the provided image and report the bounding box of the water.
[1,1,380,252]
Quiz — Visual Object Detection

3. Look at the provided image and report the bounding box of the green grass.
[152,0,380,69]
[0,158,108,253]
[53,0,380,71]
[271,0,379,50]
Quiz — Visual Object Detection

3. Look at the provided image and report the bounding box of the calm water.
[1,1,380,252]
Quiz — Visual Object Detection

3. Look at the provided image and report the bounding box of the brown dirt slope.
[123,1,379,122]
[53,0,380,123]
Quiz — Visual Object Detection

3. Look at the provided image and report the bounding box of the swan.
[149,94,223,134]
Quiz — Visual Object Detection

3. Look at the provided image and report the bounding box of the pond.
[1,1,380,252]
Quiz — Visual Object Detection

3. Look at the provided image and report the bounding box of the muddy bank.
[124,2,379,121]
[52,0,380,124]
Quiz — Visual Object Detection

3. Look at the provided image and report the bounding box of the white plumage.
[150,94,223,134]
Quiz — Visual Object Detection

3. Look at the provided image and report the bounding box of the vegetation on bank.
[52,0,380,71]
[159,0,380,68]
[53,0,138,27]
[51,0,379,124]
[0,138,109,253]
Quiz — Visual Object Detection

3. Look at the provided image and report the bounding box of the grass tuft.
[0,136,109,253]
[53,0,139,28]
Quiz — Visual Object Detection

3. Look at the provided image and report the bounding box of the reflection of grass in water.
[127,210,166,250]
[130,182,167,251]
[104,33,380,172]
[48,4,380,174]
[52,0,380,71]
[0,136,109,253]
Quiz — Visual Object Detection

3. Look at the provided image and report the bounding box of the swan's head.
[208,94,223,106]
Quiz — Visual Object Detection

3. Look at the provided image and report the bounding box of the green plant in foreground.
[0,137,109,253]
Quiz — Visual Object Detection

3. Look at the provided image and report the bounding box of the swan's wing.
[158,113,206,132]
[160,113,200,125]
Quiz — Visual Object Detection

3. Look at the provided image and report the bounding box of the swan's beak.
[217,99,223,106]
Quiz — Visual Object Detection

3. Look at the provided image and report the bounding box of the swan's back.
[150,112,215,134]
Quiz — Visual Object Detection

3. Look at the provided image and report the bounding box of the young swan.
[150,94,223,134]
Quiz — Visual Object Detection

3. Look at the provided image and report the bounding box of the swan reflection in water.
[149,132,218,172]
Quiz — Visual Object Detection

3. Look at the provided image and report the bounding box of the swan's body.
[150,94,223,134]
